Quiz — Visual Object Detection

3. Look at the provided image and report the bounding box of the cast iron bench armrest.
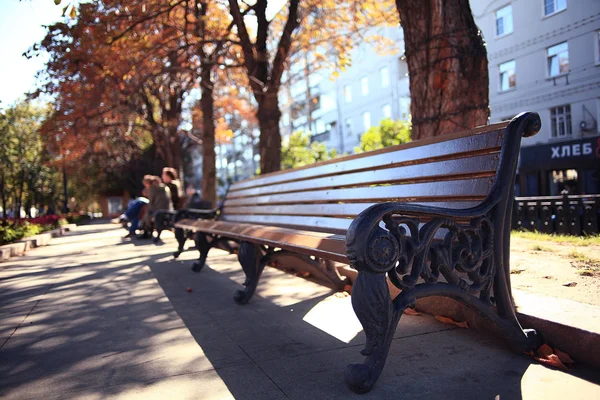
[346,200,499,291]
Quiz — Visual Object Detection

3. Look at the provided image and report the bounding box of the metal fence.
[513,194,600,235]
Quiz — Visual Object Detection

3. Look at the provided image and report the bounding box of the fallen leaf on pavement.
[434,315,469,328]
[535,354,567,371]
[528,344,574,370]
[536,343,553,358]
[404,308,421,316]
[554,348,575,364]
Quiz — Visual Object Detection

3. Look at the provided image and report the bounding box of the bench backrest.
[221,121,511,234]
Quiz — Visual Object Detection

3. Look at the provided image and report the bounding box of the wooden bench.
[154,193,212,244]
[175,112,543,393]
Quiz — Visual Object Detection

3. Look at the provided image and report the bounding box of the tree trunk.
[0,171,6,218]
[200,70,217,208]
[257,93,282,174]
[166,124,182,171]
[395,0,489,140]
[15,170,25,218]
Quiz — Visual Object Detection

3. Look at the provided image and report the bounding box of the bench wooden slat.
[229,125,505,192]
[228,154,499,199]
[223,177,492,207]
[222,201,481,218]
[221,214,352,233]
[175,219,349,263]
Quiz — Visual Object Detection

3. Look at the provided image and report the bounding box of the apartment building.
[472,0,600,195]
[280,26,411,154]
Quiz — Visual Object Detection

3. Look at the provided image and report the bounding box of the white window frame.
[314,118,326,134]
[543,0,567,17]
[595,31,600,66]
[495,5,513,37]
[362,111,371,131]
[343,84,352,103]
[380,67,390,88]
[499,60,516,92]
[382,104,392,120]
[550,105,572,138]
[360,76,369,96]
[547,41,569,77]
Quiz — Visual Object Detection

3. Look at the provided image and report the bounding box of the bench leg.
[234,242,264,305]
[153,228,163,243]
[345,271,406,394]
[173,227,186,258]
[192,233,211,272]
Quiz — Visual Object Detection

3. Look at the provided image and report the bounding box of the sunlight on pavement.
[302,294,363,343]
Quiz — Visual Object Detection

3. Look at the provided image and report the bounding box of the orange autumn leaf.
[404,308,422,316]
[554,348,575,364]
[536,343,554,358]
[434,315,469,329]
[535,354,568,371]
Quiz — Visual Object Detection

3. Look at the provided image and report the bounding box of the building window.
[596,31,600,65]
[399,97,411,121]
[550,105,572,137]
[360,76,369,96]
[344,85,352,103]
[544,0,566,16]
[362,112,371,131]
[499,60,516,91]
[314,118,326,134]
[380,67,390,87]
[495,5,513,36]
[345,118,353,136]
[310,95,321,112]
[547,42,569,77]
[382,104,392,119]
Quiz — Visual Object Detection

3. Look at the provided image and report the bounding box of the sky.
[0,0,64,110]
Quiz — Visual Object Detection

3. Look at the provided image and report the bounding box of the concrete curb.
[337,265,600,368]
[0,225,75,263]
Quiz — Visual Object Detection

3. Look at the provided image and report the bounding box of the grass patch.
[512,231,600,246]
[568,250,600,277]
[530,244,553,252]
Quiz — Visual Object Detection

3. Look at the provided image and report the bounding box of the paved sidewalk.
[1,223,599,399]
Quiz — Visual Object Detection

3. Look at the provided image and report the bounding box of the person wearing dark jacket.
[140,175,172,238]
[162,167,183,210]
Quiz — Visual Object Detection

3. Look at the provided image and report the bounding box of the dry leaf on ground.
[434,315,469,328]
[529,344,574,371]
[404,308,422,316]
[535,354,568,371]
[536,343,554,358]
[554,348,575,364]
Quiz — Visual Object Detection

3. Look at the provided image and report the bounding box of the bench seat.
[176,219,349,263]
